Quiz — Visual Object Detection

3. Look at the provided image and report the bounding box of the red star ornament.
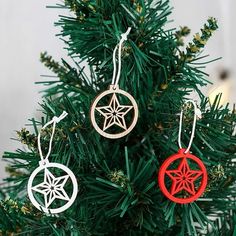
[158,149,207,204]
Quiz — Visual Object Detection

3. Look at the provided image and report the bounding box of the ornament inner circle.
[27,162,78,214]
[90,85,138,139]
[158,149,207,204]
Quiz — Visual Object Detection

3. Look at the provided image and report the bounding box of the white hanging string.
[38,111,68,162]
[111,27,131,88]
[178,100,201,153]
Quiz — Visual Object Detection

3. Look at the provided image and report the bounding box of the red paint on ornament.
[158,149,207,204]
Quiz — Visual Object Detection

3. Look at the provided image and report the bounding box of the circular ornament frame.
[90,85,138,139]
[158,149,207,204]
[27,162,78,214]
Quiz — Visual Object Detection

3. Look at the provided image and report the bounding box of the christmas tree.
[1,0,236,235]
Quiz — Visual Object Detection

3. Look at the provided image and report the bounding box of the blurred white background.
[0,0,66,179]
[0,0,235,180]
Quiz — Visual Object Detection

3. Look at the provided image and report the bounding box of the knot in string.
[38,111,68,162]
[120,27,131,41]
[178,100,201,153]
[111,27,132,88]
[52,111,68,123]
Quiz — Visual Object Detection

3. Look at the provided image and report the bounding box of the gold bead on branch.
[109,170,129,189]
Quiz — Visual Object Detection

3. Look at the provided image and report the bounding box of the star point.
[32,168,70,209]
[166,157,203,196]
[96,93,133,131]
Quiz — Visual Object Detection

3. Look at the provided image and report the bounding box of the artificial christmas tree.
[1,0,236,235]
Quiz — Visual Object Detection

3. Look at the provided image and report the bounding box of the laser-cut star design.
[32,168,70,208]
[96,93,133,131]
[166,157,203,196]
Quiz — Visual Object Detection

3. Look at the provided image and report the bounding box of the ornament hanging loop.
[178,100,201,153]
[111,27,131,89]
[38,111,68,164]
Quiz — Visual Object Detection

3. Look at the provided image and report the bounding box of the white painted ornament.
[27,111,78,214]
[90,27,138,139]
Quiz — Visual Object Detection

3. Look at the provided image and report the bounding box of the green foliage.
[184,17,218,62]
[1,0,236,235]
[40,52,68,80]
[0,198,38,235]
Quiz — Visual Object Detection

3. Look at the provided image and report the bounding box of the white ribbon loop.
[38,111,68,162]
[178,100,201,153]
[111,27,132,88]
